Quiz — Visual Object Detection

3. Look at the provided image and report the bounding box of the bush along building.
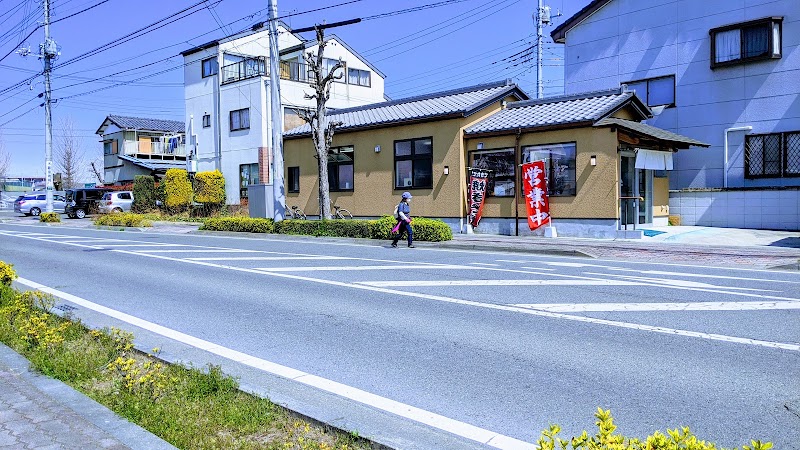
[551,0,800,230]
[96,115,186,185]
[181,20,387,205]
[282,81,708,238]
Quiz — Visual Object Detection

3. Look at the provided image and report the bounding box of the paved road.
[0,222,798,449]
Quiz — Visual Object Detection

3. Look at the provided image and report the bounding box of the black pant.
[392,221,413,246]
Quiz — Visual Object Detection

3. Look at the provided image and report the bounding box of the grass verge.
[0,261,371,450]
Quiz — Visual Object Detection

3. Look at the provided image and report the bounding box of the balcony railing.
[221,57,266,84]
[123,141,186,158]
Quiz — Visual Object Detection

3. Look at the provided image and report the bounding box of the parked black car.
[64,188,111,219]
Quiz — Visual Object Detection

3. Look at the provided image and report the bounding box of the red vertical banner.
[521,161,551,231]
[467,168,490,228]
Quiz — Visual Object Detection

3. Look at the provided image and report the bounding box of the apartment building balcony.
[220,57,315,85]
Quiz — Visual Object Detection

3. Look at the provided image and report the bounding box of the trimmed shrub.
[536,408,772,450]
[371,216,453,242]
[163,169,193,213]
[94,213,153,228]
[194,170,226,205]
[132,175,157,212]
[200,217,274,233]
[0,261,16,286]
[39,212,61,223]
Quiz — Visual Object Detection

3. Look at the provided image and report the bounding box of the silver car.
[99,191,134,214]
[14,193,66,216]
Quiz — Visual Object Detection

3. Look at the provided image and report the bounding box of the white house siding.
[183,27,386,205]
[561,0,800,229]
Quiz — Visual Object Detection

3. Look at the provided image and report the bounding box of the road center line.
[14,277,536,450]
[511,301,800,312]
[358,280,644,287]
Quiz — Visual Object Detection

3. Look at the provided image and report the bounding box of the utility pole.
[267,0,285,221]
[535,0,546,99]
[41,0,57,212]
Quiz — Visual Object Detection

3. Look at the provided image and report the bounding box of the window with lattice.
[746,131,800,178]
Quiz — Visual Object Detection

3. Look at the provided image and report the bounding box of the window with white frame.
[625,75,675,108]
[229,108,250,131]
[711,17,782,68]
[202,57,218,77]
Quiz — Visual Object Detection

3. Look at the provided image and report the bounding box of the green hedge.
[132,175,157,213]
[201,217,273,233]
[94,213,153,228]
[39,212,61,223]
[200,215,453,242]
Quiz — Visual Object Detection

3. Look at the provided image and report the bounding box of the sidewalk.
[0,343,176,450]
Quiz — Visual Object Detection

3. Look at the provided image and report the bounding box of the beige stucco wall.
[465,126,621,220]
[282,98,514,218]
[653,176,669,218]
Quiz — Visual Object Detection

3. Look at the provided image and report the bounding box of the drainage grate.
[54,304,78,313]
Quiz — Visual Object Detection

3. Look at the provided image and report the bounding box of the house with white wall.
[96,115,186,185]
[551,0,800,230]
[181,21,386,204]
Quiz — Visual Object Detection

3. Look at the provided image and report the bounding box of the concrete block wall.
[669,189,800,230]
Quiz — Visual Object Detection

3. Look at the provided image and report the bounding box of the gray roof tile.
[593,117,710,147]
[464,89,649,135]
[118,155,187,171]
[106,115,185,133]
[284,81,528,137]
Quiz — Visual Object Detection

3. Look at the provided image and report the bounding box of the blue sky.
[0,0,584,176]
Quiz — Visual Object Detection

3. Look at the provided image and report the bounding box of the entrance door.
[620,153,654,227]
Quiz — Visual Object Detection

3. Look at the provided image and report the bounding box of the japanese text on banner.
[467,168,490,228]
[521,161,550,231]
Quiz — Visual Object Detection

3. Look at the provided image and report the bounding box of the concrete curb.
[432,241,596,258]
[0,342,176,450]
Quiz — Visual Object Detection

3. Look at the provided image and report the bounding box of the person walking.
[392,192,414,248]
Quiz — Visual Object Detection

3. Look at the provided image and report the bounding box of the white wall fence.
[669,189,799,231]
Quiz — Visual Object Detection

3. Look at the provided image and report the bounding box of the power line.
[50,0,111,24]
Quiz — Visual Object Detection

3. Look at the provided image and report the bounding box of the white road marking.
[358,280,644,287]
[254,264,476,272]
[470,262,500,267]
[519,266,555,271]
[91,243,190,248]
[511,301,800,312]
[542,262,606,268]
[4,229,800,352]
[606,268,800,284]
[15,277,536,450]
[185,256,353,261]
[132,249,260,253]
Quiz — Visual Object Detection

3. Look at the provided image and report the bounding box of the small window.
[521,142,577,196]
[102,193,111,200]
[394,138,433,189]
[239,163,259,198]
[328,146,354,191]
[118,192,132,200]
[710,17,782,68]
[624,75,675,108]
[288,166,300,193]
[469,148,515,196]
[202,57,218,77]
[202,114,211,128]
[347,68,371,87]
[323,58,344,81]
[36,195,46,200]
[746,131,800,178]
[230,108,250,131]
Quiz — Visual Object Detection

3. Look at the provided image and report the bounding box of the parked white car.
[14,193,66,216]
[99,191,134,214]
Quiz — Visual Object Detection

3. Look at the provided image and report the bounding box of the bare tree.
[0,132,10,182]
[297,27,343,220]
[55,117,86,189]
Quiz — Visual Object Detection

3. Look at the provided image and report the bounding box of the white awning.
[635,149,673,170]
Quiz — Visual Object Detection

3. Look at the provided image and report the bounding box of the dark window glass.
[202,57,218,77]
[230,108,250,131]
[327,146,354,191]
[118,193,132,200]
[288,166,300,193]
[711,17,782,68]
[521,142,577,196]
[742,23,770,59]
[746,131,800,178]
[624,75,675,107]
[394,137,433,189]
[469,148,515,196]
[202,114,211,128]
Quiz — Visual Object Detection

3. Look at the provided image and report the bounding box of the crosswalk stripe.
[358,279,643,287]
[133,249,260,253]
[185,256,352,261]
[511,301,800,312]
[255,264,474,272]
